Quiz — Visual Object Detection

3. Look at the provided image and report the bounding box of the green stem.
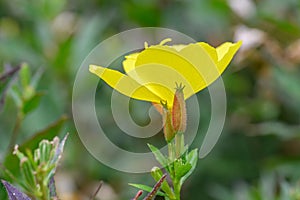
[168,142,175,161]
[7,112,23,153]
[175,132,184,158]
[36,172,50,200]
[173,179,181,200]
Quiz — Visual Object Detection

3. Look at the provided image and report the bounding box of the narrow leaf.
[22,92,43,115]
[20,115,68,150]
[147,144,168,167]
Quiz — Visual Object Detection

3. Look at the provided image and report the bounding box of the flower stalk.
[157,83,189,200]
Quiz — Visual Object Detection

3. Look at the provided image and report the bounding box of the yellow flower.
[89,38,242,107]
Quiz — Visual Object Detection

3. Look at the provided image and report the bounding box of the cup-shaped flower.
[89,38,242,107]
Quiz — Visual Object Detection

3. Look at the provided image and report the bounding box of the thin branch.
[132,190,143,200]
[90,181,103,200]
[7,112,23,154]
[0,65,21,82]
[143,174,167,200]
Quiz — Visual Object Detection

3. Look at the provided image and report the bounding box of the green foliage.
[0,0,300,199]
[3,134,68,200]
[10,63,44,116]
[133,144,198,200]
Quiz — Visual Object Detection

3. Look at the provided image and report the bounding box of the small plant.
[0,63,68,200]
[90,38,242,199]
[1,134,68,200]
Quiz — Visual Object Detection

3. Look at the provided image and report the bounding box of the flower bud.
[172,83,186,133]
[162,106,175,143]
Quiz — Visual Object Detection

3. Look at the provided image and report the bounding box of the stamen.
[160,100,168,109]
[159,38,172,45]
[144,42,149,49]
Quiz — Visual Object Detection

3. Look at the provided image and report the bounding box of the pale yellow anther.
[159,38,172,45]
[144,42,149,49]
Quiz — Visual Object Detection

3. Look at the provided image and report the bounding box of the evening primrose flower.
[89,38,242,107]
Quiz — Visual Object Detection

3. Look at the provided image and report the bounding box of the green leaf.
[147,144,168,167]
[22,92,43,115]
[128,183,166,197]
[19,63,31,90]
[0,181,8,200]
[180,149,198,186]
[174,160,191,180]
[9,84,22,108]
[21,115,68,150]
[30,67,43,89]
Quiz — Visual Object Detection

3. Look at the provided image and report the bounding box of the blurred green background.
[1,0,300,199]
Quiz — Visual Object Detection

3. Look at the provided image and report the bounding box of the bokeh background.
[1,0,300,199]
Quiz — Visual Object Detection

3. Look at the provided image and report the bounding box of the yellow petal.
[89,65,162,103]
[179,44,223,95]
[122,52,139,74]
[197,42,218,63]
[134,45,206,100]
[170,44,186,51]
[216,41,242,70]
[126,63,194,106]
